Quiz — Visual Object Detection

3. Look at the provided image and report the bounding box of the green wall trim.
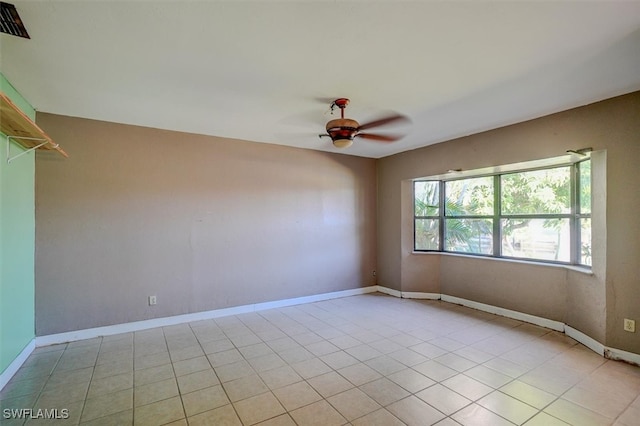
[0,72,36,375]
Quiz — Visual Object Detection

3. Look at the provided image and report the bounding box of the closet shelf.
[1,92,68,162]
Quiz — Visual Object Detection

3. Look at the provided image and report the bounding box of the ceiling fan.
[319,98,408,148]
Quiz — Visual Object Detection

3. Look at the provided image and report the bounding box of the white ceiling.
[2,1,640,158]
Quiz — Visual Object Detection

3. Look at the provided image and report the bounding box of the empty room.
[1,1,639,425]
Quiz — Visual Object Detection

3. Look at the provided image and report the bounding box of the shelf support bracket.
[6,136,53,164]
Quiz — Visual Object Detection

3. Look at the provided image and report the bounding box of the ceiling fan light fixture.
[333,138,353,149]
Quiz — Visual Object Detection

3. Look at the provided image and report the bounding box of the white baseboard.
[565,326,605,356]
[0,339,35,392]
[36,286,378,347]
[401,291,440,300]
[32,284,640,367]
[375,285,402,298]
[605,346,640,366]
[375,286,440,300]
[441,294,565,332]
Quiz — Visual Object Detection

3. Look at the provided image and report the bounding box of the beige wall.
[377,91,639,353]
[35,114,377,335]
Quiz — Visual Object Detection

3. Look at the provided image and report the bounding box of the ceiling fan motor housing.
[326,118,360,148]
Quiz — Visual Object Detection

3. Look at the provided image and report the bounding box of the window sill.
[411,251,594,275]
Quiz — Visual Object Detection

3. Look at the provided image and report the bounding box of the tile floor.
[1,293,640,425]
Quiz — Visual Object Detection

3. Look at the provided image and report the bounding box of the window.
[414,159,592,266]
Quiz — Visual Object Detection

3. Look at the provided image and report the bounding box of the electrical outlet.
[372,270,376,277]
[624,318,635,333]
[149,295,157,306]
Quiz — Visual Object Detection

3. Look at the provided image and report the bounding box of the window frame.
[414,159,592,267]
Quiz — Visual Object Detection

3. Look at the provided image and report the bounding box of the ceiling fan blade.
[357,114,409,131]
[356,133,403,142]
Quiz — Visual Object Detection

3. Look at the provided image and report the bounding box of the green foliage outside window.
[414,160,591,266]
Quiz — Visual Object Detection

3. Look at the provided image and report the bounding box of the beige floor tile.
[307,371,354,398]
[320,351,359,370]
[188,404,242,426]
[416,383,471,415]
[276,347,314,364]
[329,335,361,350]
[563,383,631,419]
[134,352,171,371]
[255,413,296,425]
[181,385,230,418]
[200,338,235,354]
[485,357,531,378]
[368,339,404,355]
[173,356,211,377]
[239,343,275,359]
[134,395,184,425]
[387,395,446,426]
[442,374,493,401]
[500,380,556,409]
[1,378,46,401]
[215,360,256,382]
[430,337,467,352]
[305,341,341,357]
[233,392,286,425]
[434,353,478,373]
[291,358,332,380]
[327,387,381,421]
[96,348,134,366]
[359,377,410,406]
[81,388,133,422]
[266,337,299,353]
[410,342,448,359]
[345,344,383,362]
[248,353,286,373]
[544,398,611,426]
[79,408,133,426]
[337,363,381,386]
[259,366,303,390]
[34,381,89,408]
[387,368,435,393]
[134,377,178,407]
[176,368,219,394]
[47,367,94,388]
[93,358,133,380]
[452,403,515,426]
[6,294,640,426]
[272,381,322,411]
[523,412,570,425]
[454,346,495,364]
[291,332,323,346]
[465,364,513,388]
[208,349,244,368]
[9,364,54,384]
[169,345,205,362]
[351,408,405,426]
[223,374,269,402]
[519,368,580,397]
[0,392,38,414]
[615,404,640,426]
[289,400,346,426]
[87,372,133,398]
[229,333,262,348]
[134,363,174,387]
[364,355,406,376]
[477,390,538,424]
[413,360,458,382]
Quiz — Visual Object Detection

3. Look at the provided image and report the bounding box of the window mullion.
[439,180,445,251]
[570,163,578,264]
[493,175,501,256]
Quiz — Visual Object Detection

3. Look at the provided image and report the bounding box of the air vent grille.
[0,2,30,39]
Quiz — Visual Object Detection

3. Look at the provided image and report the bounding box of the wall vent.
[0,2,30,39]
